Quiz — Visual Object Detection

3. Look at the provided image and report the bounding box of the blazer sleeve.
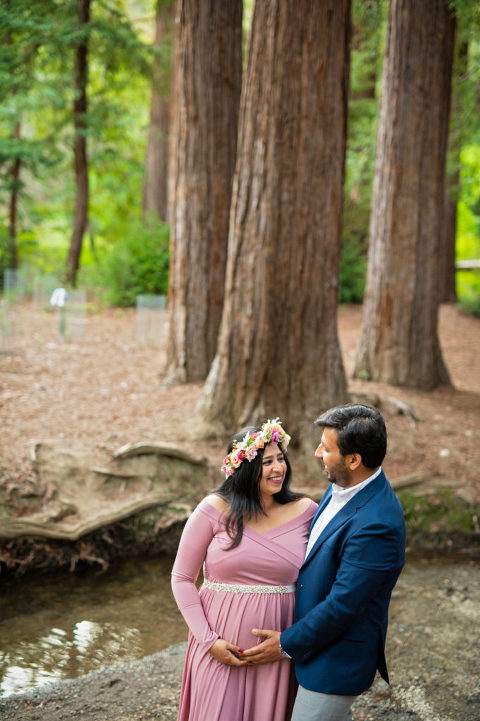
[280,520,404,662]
[171,501,220,650]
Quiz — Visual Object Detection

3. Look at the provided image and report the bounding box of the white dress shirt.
[304,466,382,559]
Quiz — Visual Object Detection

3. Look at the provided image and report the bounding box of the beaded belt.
[203,578,295,594]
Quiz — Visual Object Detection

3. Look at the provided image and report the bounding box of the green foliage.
[90,218,170,307]
[456,144,480,315]
[0,0,157,286]
[457,274,480,316]
[3,0,480,314]
[448,0,480,29]
[341,0,387,304]
[17,223,69,280]
[0,0,64,208]
[0,227,9,286]
[399,488,480,537]
[339,233,367,303]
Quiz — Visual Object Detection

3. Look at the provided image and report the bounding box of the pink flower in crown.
[246,445,258,461]
[256,437,264,449]
[231,452,243,468]
[237,448,246,461]
[271,428,280,444]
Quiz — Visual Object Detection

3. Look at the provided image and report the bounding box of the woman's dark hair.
[214,426,302,549]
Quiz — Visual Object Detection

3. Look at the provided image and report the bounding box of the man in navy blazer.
[242,404,406,721]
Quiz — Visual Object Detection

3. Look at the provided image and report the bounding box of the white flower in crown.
[221,418,291,478]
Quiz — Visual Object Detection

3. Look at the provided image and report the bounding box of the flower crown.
[221,418,291,478]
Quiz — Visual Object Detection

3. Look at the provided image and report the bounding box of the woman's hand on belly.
[209,638,249,666]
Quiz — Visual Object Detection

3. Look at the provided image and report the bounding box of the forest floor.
[1,302,480,721]
[1,554,480,721]
[1,301,480,505]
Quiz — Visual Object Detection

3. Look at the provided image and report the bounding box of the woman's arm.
[171,502,220,648]
[171,500,247,666]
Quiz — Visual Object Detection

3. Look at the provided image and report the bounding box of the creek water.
[0,555,186,697]
[1,550,480,718]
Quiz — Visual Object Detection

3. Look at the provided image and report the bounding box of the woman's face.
[258,442,287,500]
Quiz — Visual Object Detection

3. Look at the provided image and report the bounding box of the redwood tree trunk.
[165,0,243,383]
[143,0,172,223]
[440,168,459,303]
[353,0,455,390]
[198,0,350,447]
[66,0,90,287]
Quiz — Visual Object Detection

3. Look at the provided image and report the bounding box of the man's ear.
[348,452,362,471]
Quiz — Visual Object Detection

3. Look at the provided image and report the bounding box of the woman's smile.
[259,442,287,500]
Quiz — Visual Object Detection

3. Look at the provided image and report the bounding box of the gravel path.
[1,553,479,721]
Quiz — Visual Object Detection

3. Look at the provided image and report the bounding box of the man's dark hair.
[314,404,387,469]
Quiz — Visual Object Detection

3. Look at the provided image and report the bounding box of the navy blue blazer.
[280,470,405,696]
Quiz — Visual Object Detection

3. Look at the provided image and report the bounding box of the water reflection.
[0,555,186,697]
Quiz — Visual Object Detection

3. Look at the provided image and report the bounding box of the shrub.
[339,232,367,303]
[98,219,169,307]
[457,271,480,317]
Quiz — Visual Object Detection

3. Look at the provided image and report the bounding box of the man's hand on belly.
[240,629,284,664]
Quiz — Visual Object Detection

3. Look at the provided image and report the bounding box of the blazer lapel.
[302,471,387,568]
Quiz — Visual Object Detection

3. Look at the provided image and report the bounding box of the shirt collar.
[331,466,382,498]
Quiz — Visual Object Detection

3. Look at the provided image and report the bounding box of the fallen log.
[0,493,175,541]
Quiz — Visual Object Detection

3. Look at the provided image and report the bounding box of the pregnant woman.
[171,419,317,721]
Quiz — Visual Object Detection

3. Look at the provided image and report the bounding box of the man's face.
[315,427,351,487]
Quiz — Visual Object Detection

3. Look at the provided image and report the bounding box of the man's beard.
[326,461,350,487]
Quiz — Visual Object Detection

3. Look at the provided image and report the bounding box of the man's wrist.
[279,643,291,659]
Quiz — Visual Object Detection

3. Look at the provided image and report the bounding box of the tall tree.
[198,0,350,448]
[143,0,172,223]
[353,0,455,390]
[66,0,91,286]
[7,121,20,270]
[164,0,243,383]
[1,0,53,273]
[440,171,459,303]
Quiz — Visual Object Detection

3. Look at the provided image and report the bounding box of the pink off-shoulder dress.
[171,497,317,721]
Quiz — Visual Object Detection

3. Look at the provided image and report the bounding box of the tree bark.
[165,0,243,383]
[353,0,455,390]
[197,0,350,448]
[440,168,459,303]
[66,0,90,287]
[143,0,172,223]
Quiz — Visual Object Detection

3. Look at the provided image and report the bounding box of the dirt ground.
[1,302,480,504]
[1,302,480,720]
[1,554,480,721]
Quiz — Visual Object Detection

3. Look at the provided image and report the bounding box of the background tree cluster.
[166,0,480,447]
[1,0,480,445]
[0,0,171,302]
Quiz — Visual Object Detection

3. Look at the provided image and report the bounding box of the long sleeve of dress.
[171,501,221,650]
